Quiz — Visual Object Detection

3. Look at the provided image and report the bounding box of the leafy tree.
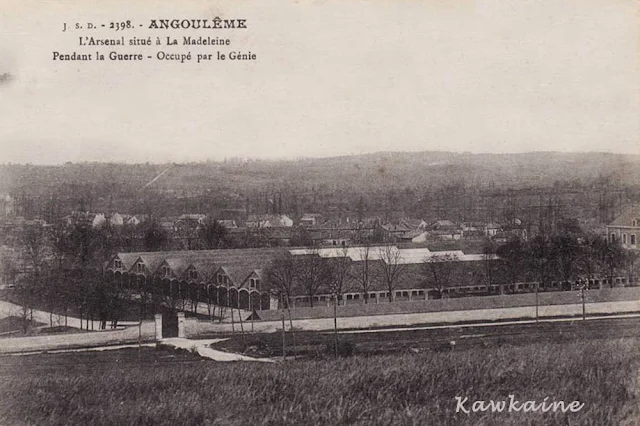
[197,218,229,249]
[119,223,142,252]
[550,234,581,285]
[600,240,626,288]
[555,217,583,237]
[67,222,105,270]
[143,220,169,252]
[496,237,526,293]
[528,235,553,290]
[578,234,606,281]
[290,226,313,247]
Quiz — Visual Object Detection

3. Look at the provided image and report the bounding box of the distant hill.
[1,151,639,221]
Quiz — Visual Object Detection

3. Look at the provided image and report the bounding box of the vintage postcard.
[0,1,639,425]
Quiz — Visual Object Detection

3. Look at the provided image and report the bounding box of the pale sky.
[0,0,638,164]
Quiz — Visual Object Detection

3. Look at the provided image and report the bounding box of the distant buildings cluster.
[1,198,639,291]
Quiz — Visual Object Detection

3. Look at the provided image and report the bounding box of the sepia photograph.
[0,0,639,424]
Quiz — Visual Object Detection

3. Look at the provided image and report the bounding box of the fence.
[0,320,157,354]
[180,287,640,336]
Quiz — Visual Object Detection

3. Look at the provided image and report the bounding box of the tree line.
[3,217,637,333]
[267,234,637,309]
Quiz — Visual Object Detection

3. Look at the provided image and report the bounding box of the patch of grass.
[38,326,89,335]
[0,339,639,425]
[0,316,45,334]
[211,317,640,358]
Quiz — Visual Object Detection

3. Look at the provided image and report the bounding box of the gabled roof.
[178,214,206,221]
[110,252,139,270]
[429,220,458,229]
[217,219,237,228]
[132,253,167,274]
[381,223,412,233]
[401,229,429,239]
[400,218,426,229]
[308,228,352,240]
[301,213,323,219]
[262,227,296,239]
[247,214,292,227]
[609,205,640,227]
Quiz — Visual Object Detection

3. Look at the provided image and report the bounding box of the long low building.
[105,245,631,311]
[106,248,283,310]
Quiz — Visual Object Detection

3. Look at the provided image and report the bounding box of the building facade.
[607,205,640,249]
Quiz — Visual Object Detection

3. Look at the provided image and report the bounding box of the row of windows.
[115,263,258,288]
[611,233,637,245]
[343,290,426,300]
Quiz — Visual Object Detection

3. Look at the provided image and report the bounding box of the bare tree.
[421,253,459,298]
[624,250,639,286]
[65,222,106,329]
[0,250,19,288]
[19,225,47,278]
[376,245,407,302]
[268,255,297,308]
[187,281,201,314]
[296,249,331,308]
[481,238,497,288]
[203,284,217,321]
[356,242,373,303]
[47,222,71,271]
[327,245,351,305]
[13,273,39,332]
[268,254,298,355]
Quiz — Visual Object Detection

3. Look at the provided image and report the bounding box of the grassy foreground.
[1,339,639,425]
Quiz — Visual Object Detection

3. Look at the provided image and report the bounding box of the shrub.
[325,340,356,357]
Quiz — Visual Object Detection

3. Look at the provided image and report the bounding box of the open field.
[1,335,639,425]
[211,316,640,358]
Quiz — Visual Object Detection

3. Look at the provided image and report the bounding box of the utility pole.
[535,282,539,323]
[334,292,338,359]
[580,280,586,321]
[280,292,286,361]
[250,297,254,333]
